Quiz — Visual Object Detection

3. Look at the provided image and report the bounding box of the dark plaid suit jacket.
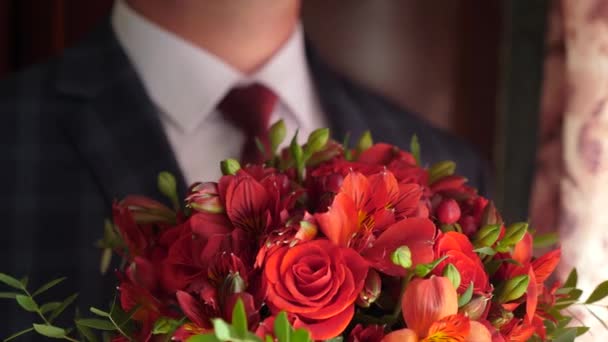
[0,21,489,337]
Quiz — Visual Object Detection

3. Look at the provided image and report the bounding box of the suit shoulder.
[0,57,61,103]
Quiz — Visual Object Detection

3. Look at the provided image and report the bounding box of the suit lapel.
[55,22,186,203]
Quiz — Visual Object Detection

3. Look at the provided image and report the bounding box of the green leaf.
[32,323,67,339]
[410,135,421,166]
[269,120,287,153]
[324,337,344,342]
[443,264,461,289]
[3,327,34,341]
[15,294,38,312]
[152,317,182,335]
[48,293,78,322]
[291,328,311,342]
[585,280,608,304]
[32,277,66,297]
[187,334,222,342]
[564,269,578,289]
[77,323,98,342]
[458,282,474,307]
[40,302,62,314]
[212,318,234,341]
[576,326,590,337]
[552,326,578,342]
[274,311,291,342]
[158,171,179,209]
[75,318,116,331]
[414,255,448,277]
[100,248,113,275]
[356,130,373,153]
[232,298,248,338]
[0,291,19,299]
[473,247,496,256]
[0,273,24,290]
[533,232,559,248]
[90,306,110,317]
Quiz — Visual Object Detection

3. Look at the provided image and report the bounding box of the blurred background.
[0,0,546,222]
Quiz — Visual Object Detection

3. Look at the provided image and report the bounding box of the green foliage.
[409,135,421,166]
[428,160,456,184]
[585,280,608,304]
[0,274,80,341]
[458,282,474,308]
[414,255,448,278]
[158,171,179,210]
[190,298,312,342]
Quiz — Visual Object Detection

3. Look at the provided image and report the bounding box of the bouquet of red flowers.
[2,122,607,341]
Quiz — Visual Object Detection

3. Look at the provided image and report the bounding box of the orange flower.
[382,276,491,342]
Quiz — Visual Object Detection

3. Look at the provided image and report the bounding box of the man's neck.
[125,1,301,74]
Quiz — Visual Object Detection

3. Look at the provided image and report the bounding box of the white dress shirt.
[111,0,326,184]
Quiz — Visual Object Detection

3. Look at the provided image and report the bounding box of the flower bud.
[305,128,330,156]
[158,171,179,208]
[356,269,381,308]
[356,130,373,153]
[501,222,528,247]
[428,160,456,185]
[295,220,318,243]
[221,159,241,175]
[269,120,287,153]
[481,201,503,226]
[459,295,489,320]
[491,309,514,329]
[497,274,529,303]
[443,263,461,289]
[436,199,461,224]
[474,224,501,247]
[185,182,224,214]
[391,245,412,269]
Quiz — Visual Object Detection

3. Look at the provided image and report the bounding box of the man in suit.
[0,0,489,337]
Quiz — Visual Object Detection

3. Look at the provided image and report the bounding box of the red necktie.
[218,83,278,164]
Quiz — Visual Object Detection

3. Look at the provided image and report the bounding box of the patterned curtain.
[530,0,608,337]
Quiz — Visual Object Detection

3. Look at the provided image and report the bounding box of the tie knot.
[218,83,278,136]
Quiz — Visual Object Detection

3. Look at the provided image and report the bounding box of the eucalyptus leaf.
[48,293,78,322]
[15,294,38,312]
[585,280,608,304]
[564,269,578,289]
[3,327,34,341]
[32,277,66,297]
[75,318,116,331]
[32,323,67,339]
[0,291,18,299]
[77,323,98,342]
[0,273,24,290]
[40,302,62,314]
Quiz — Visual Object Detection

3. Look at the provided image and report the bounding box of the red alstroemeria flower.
[382,276,491,342]
[316,171,433,276]
[219,171,272,235]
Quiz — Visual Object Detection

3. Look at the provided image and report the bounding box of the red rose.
[433,232,490,295]
[264,240,368,340]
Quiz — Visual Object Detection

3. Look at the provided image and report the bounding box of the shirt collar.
[111,0,320,133]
